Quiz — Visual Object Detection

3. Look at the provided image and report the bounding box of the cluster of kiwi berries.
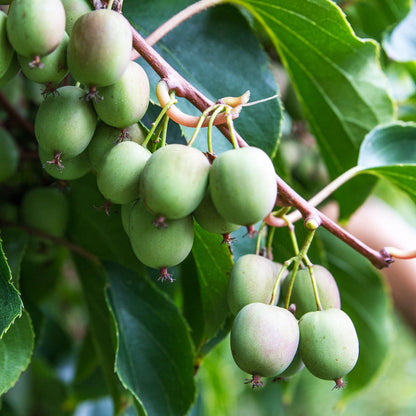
[1,0,360,392]
[228,254,359,388]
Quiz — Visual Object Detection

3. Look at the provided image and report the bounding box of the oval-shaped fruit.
[0,128,19,182]
[230,303,299,383]
[193,189,240,235]
[97,141,151,204]
[35,86,97,158]
[121,200,135,236]
[299,309,359,382]
[21,187,69,237]
[277,349,304,379]
[7,0,65,59]
[93,61,150,128]
[0,11,14,78]
[140,144,211,220]
[129,200,194,270]
[209,147,277,226]
[299,309,359,385]
[67,9,132,87]
[280,265,341,319]
[18,32,69,84]
[227,254,279,315]
[88,122,145,172]
[0,53,20,87]
[61,0,92,35]
[39,147,90,180]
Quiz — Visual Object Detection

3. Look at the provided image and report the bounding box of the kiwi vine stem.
[129,24,392,269]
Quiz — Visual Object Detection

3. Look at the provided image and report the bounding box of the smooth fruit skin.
[121,201,135,236]
[280,265,341,319]
[61,0,92,35]
[93,61,150,128]
[97,141,151,204]
[209,147,277,226]
[67,9,132,87]
[227,254,278,315]
[0,53,19,87]
[39,147,90,180]
[18,32,69,84]
[21,187,69,237]
[129,200,194,269]
[0,11,14,78]
[35,86,97,158]
[140,144,211,219]
[88,122,145,172]
[299,309,359,381]
[230,303,299,378]
[193,189,240,235]
[0,128,19,182]
[7,0,66,58]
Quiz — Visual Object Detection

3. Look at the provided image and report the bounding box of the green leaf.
[357,122,416,203]
[0,311,34,396]
[67,174,145,273]
[345,0,411,41]
[106,262,196,416]
[73,255,126,413]
[321,230,392,399]
[0,235,22,338]
[231,0,394,216]
[124,0,282,156]
[182,223,233,353]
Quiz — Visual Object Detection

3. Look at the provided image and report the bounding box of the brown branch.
[0,219,98,263]
[130,25,393,269]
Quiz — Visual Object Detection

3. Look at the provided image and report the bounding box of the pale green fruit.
[209,147,277,226]
[140,144,211,219]
[88,122,146,172]
[227,254,278,315]
[97,141,151,204]
[7,0,65,59]
[299,309,359,382]
[93,61,150,128]
[280,265,341,319]
[193,189,240,235]
[121,201,135,236]
[39,147,90,180]
[67,9,132,87]
[277,349,304,379]
[61,0,92,35]
[0,53,20,87]
[0,11,14,77]
[230,303,299,382]
[129,200,194,270]
[21,187,69,237]
[18,32,69,84]
[35,86,97,158]
[0,127,19,182]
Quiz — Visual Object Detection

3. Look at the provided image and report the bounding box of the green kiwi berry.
[61,0,92,35]
[0,11,14,77]
[140,144,211,220]
[0,52,19,87]
[93,61,150,128]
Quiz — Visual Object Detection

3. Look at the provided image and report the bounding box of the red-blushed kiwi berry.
[61,0,92,36]
[140,144,211,220]
[97,141,151,204]
[299,308,359,388]
[88,122,146,173]
[0,11,14,77]
[18,33,69,85]
[227,254,284,315]
[93,61,150,128]
[39,147,91,180]
[7,0,65,61]
[67,9,132,87]
[0,127,19,182]
[209,147,277,227]
[35,86,97,159]
[129,200,194,281]
[21,186,69,238]
[230,303,299,388]
[280,265,341,319]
